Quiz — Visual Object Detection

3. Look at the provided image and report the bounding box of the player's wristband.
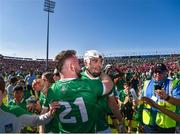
[165,95,170,101]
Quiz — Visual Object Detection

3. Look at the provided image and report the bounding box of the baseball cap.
[84,50,104,61]
[154,63,167,73]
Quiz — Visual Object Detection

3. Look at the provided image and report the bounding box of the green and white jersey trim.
[60,78,77,82]
[102,83,106,96]
[84,70,109,96]
[11,98,25,104]
[84,70,99,80]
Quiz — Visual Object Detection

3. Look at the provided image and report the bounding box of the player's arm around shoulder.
[19,101,60,128]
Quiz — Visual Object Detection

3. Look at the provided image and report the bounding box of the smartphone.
[154,85,162,90]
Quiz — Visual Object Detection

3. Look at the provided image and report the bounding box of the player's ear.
[70,63,75,72]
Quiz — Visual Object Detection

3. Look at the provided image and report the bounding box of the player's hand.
[27,103,36,112]
[124,96,130,104]
[32,79,45,91]
[35,101,42,113]
[154,89,168,100]
[141,97,158,108]
[49,101,60,115]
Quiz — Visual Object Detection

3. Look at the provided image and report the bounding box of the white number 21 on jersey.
[59,97,88,123]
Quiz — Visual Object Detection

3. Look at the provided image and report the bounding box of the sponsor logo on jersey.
[61,86,65,94]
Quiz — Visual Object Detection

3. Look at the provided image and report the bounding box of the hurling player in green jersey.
[41,50,114,133]
[33,72,61,133]
[81,50,123,133]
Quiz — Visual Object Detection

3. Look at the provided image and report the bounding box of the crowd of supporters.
[0,53,179,133]
[0,54,179,74]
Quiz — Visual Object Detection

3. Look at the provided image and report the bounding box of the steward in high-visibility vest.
[142,63,180,133]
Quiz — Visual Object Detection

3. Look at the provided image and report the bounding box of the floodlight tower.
[44,0,55,71]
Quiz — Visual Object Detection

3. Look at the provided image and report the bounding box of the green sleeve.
[43,93,51,108]
[43,86,56,108]
[1,104,31,117]
[39,92,46,106]
[89,79,104,96]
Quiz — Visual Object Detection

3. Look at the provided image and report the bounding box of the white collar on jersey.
[61,78,77,82]
[85,70,99,80]
[12,98,24,104]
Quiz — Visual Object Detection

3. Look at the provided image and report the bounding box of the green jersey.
[1,103,30,117]
[81,71,111,131]
[44,78,104,133]
[119,90,127,102]
[7,99,38,133]
[39,87,61,133]
[8,99,27,110]
[39,92,46,106]
[116,79,125,91]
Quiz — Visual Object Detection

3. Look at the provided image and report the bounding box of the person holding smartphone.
[141,63,180,133]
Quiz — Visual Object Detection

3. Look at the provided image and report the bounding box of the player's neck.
[85,70,99,80]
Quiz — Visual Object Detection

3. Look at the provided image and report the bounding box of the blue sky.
[0,0,180,59]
